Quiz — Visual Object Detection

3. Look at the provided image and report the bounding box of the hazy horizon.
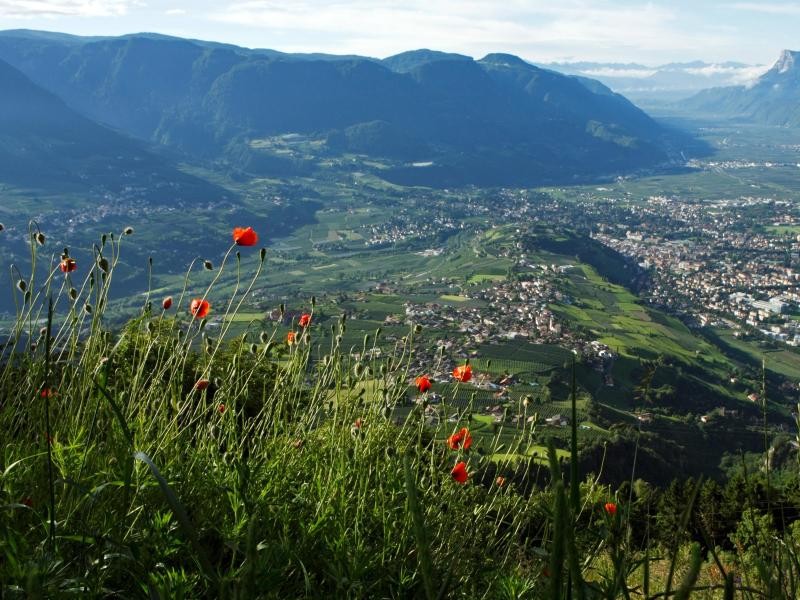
[0,1,797,67]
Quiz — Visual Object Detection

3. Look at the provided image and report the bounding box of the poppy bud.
[97,257,110,273]
[264,341,274,354]
[203,260,213,271]
[279,303,285,316]
[84,303,92,314]
[123,227,134,235]
[414,324,422,334]
[147,322,155,334]
[260,248,267,262]
[69,288,78,300]
[249,343,258,354]
[16,279,27,293]
[39,327,47,337]
[101,234,107,245]
[311,296,316,307]
[162,296,173,310]
[0,223,4,232]
[35,232,46,246]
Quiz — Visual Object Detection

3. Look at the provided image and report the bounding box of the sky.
[0,0,797,66]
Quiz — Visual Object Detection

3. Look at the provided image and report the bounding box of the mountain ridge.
[0,29,701,187]
[680,49,800,126]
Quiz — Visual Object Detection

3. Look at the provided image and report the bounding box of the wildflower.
[40,388,56,399]
[604,502,618,516]
[415,375,432,393]
[217,403,225,414]
[162,296,173,310]
[233,226,259,246]
[189,298,210,319]
[452,364,472,382]
[195,379,210,391]
[298,313,311,328]
[59,258,77,273]
[286,331,296,345]
[451,461,468,484]
[447,427,473,451]
[496,476,506,487]
[354,418,363,429]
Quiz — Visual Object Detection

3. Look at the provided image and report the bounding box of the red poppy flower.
[447,427,473,451]
[286,331,296,345]
[604,502,617,516]
[162,296,173,310]
[59,258,77,273]
[354,418,363,429]
[40,388,56,399]
[233,227,259,246]
[195,379,210,391]
[416,375,432,393]
[217,403,226,414]
[189,298,210,319]
[496,476,506,487]
[451,461,468,484]
[453,364,472,382]
[298,313,311,328]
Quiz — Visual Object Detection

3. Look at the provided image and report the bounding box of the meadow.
[3,224,800,598]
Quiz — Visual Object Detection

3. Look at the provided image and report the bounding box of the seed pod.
[203,260,213,271]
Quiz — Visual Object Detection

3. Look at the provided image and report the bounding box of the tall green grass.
[1,224,799,598]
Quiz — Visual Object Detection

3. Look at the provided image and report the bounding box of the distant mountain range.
[680,50,800,127]
[542,60,768,106]
[0,29,701,187]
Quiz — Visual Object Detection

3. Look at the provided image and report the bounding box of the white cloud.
[582,67,658,79]
[684,63,769,85]
[165,7,186,15]
[731,2,800,15]
[0,0,137,18]
[204,1,735,62]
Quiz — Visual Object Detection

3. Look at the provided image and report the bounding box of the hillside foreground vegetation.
[2,224,800,598]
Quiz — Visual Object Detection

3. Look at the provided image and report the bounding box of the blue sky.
[0,1,796,65]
